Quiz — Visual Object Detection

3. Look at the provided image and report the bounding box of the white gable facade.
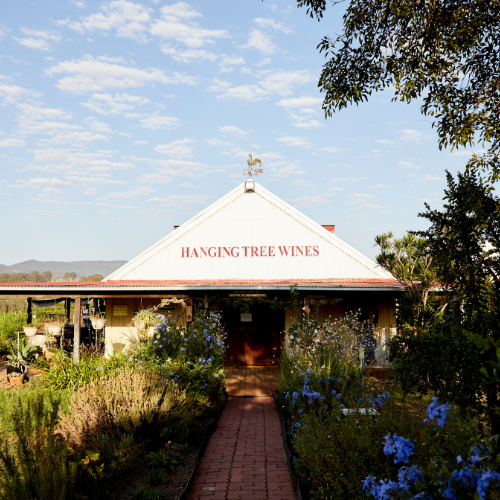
[107,182,391,282]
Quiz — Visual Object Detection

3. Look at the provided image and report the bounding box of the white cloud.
[150,2,229,48]
[56,0,152,42]
[292,116,322,128]
[277,96,323,108]
[398,160,421,170]
[219,126,247,138]
[213,70,314,102]
[46,55,196,93]
[108,186,155,198]
[15,28,62,51]
[371,184,386,188]
[20,177,71,188]
[254,18,293,34]
[0,83,40,105]
[256,58,271,67]
[206,138,235,148]
[215,84,269,102]
[375,139,395,145]
[219,55,244,66]
[161,45,218,62]
[38,131,109,145]
[140,116,180,130]
[0,137,25,147]
[82,93,150,115]
[422,174,443,181]
[30,148,134,175]
[245,28,277,54]
[321,146,343,153]
[134,140,149,145]
[155,139,196,157]
[272,165,306,177]
[276,135,311,148]
[147,194,212,207]
[399,129,426,143]
[289,195,329,207]
[137,159,207,183]
[351,193,376,202]
[259,70,315,96]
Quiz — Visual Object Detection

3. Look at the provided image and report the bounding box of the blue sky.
[0,0,475,265]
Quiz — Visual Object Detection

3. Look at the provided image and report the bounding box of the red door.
[223,302,283,366]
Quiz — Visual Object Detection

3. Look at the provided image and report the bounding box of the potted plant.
[90,311,106,330]
[23,323,39,337]
[45,319,65,336]
[132,308,161,330]
[7,337,37,386]
[29,355,49,375]
[8,372,25,387]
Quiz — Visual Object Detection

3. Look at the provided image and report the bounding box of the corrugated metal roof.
[0,278,405,291]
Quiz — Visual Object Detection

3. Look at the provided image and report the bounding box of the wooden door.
[223,302,283,366]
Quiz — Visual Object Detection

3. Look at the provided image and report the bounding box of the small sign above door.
[230,293,267,298]
[240,313,252,322]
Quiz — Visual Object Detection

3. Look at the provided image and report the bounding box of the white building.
[0,181,402,365]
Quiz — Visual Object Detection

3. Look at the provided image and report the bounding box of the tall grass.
[0,310,27,340]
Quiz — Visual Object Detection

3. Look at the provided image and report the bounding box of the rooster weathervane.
[243,154,263,178]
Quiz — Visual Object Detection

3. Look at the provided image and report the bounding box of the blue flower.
[424,397,451,427]
[476,469,500,500]
[383,433,415,464]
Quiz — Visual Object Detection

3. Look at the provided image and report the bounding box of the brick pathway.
[188,397,294,500]
[225,367,280,397]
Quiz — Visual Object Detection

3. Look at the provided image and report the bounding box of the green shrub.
[58,366,186,448]
[125,310,227,415]
[0,389,70,435]
[0,392,77,500]
[44,347,126,390]
[159,409,202,445]
[134,487,160,500]
[76,433,140,498]
[148,468,168,486]
[292,402,477,500]
[146,447,179,471]
[391,320,486,420]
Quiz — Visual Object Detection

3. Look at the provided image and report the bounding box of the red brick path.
[187,397,295,500]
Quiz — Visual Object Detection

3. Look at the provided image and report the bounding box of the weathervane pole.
[243,154,263,178]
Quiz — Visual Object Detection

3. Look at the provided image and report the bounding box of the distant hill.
[0,260,127,280]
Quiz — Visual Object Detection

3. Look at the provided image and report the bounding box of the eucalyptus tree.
[293,0,500,180]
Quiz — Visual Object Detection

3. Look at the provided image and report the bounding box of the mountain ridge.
[0,260,127,280]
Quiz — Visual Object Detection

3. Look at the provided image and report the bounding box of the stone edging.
[274,395,303,500]
[180,392,228,500]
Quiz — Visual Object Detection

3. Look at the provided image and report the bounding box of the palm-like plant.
[7,337,37,374]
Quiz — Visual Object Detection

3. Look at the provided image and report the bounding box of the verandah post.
[27,297,32,324]
[73,297,81,363]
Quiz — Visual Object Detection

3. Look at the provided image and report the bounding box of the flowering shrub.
[125,310,226,415]
[291,399,429,499]
[363,398,500,500]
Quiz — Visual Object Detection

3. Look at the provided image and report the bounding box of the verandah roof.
[0,278,405,297]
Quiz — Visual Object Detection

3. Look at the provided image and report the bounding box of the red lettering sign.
[180,245,320,257]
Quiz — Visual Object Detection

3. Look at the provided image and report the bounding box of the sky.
[0,0,476,265]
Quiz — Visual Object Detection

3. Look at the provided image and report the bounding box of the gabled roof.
[105,181,392,282]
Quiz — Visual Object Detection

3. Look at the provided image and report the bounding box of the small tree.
[374,232,437,328]
[416,169,500,434]
[63,272,77,281]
